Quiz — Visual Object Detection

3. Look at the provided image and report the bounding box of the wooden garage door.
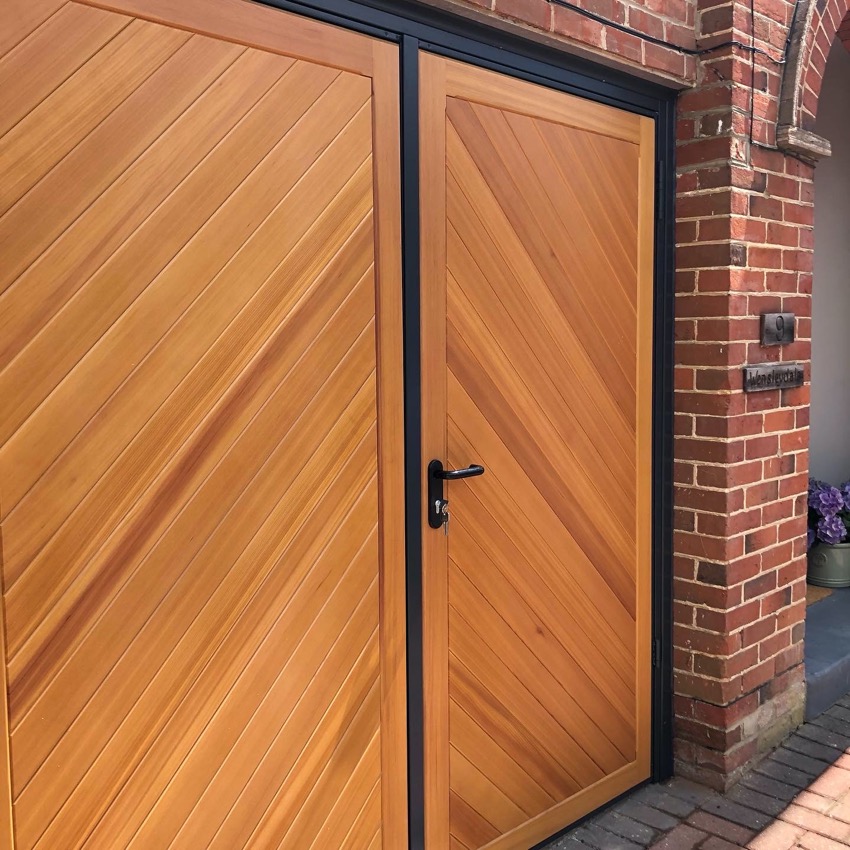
[420,54,655,850]
[0,2,405,849]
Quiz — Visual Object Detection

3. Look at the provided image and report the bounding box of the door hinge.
[652,638,662,668]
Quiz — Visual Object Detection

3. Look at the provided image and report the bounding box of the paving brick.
[701,797,773,831]
[784,734,845,765]
[807,767,850,800]
[726,785,789,818]
[740,772,802,802]
[701,838,741,850]
[796,723,850,753]
[755,757,819,790]
[772,746,833,777]
[779,803,850,842]
[649,823,708,850]
[595,812,658,846]
[688,809,756,844]
[617,801,681,832]
[635,786,699,818]
[795,789,836,814]
[797,832,850,850]
[826,705,850,725]
[746,819,804,850]
[572,823,645,850]
[666,779,722,807]
[812,715,850,741]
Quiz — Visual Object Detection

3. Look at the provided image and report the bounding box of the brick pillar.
[672,0,811,790]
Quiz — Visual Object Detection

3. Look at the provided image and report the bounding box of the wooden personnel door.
[420,54,656,850]
[0,2,405,848]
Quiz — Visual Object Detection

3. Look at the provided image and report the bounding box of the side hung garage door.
[0,1,660,848]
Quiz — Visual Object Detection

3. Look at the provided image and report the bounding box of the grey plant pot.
[808,542,850,588]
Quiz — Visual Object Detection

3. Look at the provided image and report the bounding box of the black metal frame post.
[256,2,677,844]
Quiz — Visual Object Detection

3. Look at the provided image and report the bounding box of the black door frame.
[260,3,676,846]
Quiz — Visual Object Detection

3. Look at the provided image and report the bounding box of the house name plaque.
[743,363,804,393]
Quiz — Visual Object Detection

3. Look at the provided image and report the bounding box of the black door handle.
[435,464,485,480]
[427,460,485,529]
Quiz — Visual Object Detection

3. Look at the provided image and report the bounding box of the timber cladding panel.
[0,2,406,849]
[419,54,656,850]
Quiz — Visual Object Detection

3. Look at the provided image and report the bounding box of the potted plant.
[807,478,850,588]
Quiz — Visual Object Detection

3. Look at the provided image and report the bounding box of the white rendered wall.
[810,40,850,484]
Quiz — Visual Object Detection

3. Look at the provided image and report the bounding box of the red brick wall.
[425,0,697,83]
[672,0,850,788]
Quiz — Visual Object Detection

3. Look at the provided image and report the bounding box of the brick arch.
[777,0,850,159]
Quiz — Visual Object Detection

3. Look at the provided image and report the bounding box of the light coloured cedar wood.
[0,34,245,307]
[449,700,556,816]
[446,394,636,660]
[447,472,634,700]
[448,605,603,790]
[0,48,294,373]
[450,791,500,849]
[0,560,12,850]
[301,742,381,850]
[446,269,636,549]
[421,52,654,849]
[326,777,381,850]
[0,19,190,218]
[7,216,375,696]
[0,74,370,530]
[76,0,374,74]
[1,9,403,850]
[2,131,373,663]
[482,761,647,850]
[15,361,379,847]
[371,38,408,850]
[419,49,451,850]
[12,317,377,804]
[121,532,381,850]
[448,529,634,758]
[217,661,382,850]
[448,100,637,355]
[446,227,636,502]
[449,554,631,770]
[521,117,640,306]
[445,109,637,417]
[444,177,634,463]
[635,115,657,778]
[446,328,636,611]
[451,747,528,833]
[0,0,66,57]
[449,659,579,801]
[443,56,642,144]
[444,121,635,424]
[82,422,381,849]
[0,3,131,137]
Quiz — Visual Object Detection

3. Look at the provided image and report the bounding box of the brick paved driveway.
[543,694,850,850]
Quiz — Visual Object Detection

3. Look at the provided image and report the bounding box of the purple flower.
[840,481,850,506]
[818,514,848,545]
[810,485,845,517]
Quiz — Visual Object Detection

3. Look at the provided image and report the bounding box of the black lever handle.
[435,464,485,480]
[427,460,485,529]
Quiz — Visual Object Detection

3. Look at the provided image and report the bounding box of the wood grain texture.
[76,0,375,74]
[371,39,408,850]
[0,4,402,849]
[0,0,67,58]
[420,54,654,850]
[420,49,451,850]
